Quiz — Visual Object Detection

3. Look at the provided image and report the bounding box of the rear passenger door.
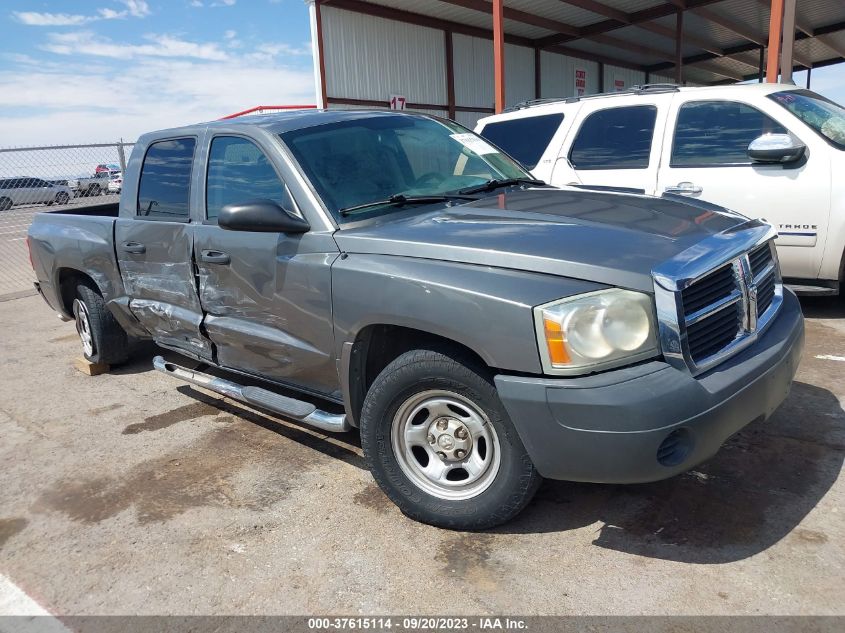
[115,135,213,360]
[551,96,673,193]
[193,134,340,397]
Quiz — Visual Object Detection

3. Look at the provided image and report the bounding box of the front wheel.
[360,348,542,530]
[55,192,70,205]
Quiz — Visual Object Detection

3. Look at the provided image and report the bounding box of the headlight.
[534,289,658,375]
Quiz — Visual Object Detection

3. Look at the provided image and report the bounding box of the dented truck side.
[28,110,805,529]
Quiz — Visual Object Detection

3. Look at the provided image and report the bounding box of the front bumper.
[495,289,804,483]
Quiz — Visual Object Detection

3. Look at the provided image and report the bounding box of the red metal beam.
[767,0,784,82]
[440,0,579,36]
[493,0,505,113]
[220,105,317,120]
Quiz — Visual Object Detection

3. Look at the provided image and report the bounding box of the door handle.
[121,241,146,254]
[200,249,230,265]
[664,181,703,195]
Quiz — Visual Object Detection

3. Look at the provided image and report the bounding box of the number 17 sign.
[389,94,407,110]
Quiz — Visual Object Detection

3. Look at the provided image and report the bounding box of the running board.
[153,356,350,433]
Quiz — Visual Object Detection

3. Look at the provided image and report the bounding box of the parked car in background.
[0,177,71,211]
[107,173,123,194]
[76,169,120,197]
[28,110,803,529]
[476,83,845,296]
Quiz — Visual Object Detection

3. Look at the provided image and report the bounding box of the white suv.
[476,83,845,295]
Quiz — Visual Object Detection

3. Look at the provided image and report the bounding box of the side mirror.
[747,133,806,164]
[218,199,310,233]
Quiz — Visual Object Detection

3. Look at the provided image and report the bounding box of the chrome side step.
[153,356,350,433]
[786,283,838,296]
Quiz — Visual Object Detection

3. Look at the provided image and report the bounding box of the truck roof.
[141,109,437,143]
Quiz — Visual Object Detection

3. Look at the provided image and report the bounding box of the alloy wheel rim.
[391,389,501,501]
[73,299,94,357]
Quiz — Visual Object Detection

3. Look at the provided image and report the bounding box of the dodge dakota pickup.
[28,110,804,529]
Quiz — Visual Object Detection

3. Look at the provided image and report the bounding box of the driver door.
[193,134,340,398]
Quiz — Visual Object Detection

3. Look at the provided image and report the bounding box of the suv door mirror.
[218,199,310,233]
[747,133,806,164]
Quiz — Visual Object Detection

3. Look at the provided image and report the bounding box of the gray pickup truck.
[28,110,804,529]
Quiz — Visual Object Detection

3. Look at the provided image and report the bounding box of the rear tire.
[55,192,70,205]
[0,197,11,212]
[87,184,101,197]
[73,281,129,365]
[360,348,542,530]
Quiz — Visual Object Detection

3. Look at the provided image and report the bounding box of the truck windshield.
[768,89,845,150]
[280,114,532,221]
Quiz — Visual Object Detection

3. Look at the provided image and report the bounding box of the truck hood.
[334,188,748,293]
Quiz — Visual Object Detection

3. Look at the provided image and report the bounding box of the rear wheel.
[360,348,542,530]
[0,197,11,212]
[87,184,101,197]
[73,281,129,365]
[55,192,70,205]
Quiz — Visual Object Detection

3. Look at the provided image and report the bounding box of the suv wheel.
[360,348,542,530]
[72,281,129,365]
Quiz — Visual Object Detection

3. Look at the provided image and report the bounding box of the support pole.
[758,46,765,82]
[766,0,784,82]
[493,0,505,113]
[598,62,604,92]
[806,66,812,89]
[675,9,684,84]
[780,0,797,84]
[534,47,541,99]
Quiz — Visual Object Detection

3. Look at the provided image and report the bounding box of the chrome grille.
[653,228,783,377]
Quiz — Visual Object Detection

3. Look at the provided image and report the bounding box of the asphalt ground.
[0,292,843,616]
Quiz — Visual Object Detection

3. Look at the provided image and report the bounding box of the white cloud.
[13,1,151,27]
[0,29,317,145]
[12,12,91,26]
[42,31,230,61]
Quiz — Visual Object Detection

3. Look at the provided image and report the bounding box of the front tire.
[55,192,70,205]
[73,282,129,365]
[360,348,542,530]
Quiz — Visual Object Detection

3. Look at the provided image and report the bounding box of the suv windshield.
[280,113,532,220]
[768,89,845,150]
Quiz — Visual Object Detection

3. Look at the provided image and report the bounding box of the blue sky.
[1,0,844,146]
[0,0,317,144]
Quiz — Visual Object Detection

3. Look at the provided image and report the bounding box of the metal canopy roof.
[326,0,845,86]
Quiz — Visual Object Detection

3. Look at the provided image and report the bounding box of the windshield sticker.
[450,133,498,156]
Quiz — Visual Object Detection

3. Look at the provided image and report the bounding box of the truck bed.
[43,201,119,217]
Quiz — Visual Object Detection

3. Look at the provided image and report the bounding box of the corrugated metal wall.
[452,35,535,111]
[321,6,447,106]
[604,65,647,92]
[540,52,599,98]
[319,5,670,121]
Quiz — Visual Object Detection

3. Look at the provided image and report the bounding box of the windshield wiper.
[338,193,476,217]
[457,177,546,195]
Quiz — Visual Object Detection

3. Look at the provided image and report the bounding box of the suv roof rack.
[505,83,680,112]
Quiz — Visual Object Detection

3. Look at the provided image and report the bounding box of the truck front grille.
[667,239,782,374]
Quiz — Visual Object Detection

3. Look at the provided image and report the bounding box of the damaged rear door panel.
[115,135,212,360]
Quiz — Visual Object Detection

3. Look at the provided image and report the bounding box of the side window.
[671,101,788,167]
[205,136,296,221]
[479,113,565,169]
[569,105,657,170]
[137,137,196,219]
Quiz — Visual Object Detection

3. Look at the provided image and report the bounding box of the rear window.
[137,137,196,220]
[569,105,657,170]
[479,113,564,169]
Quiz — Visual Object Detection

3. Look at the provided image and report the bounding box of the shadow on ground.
[497,380,844,563]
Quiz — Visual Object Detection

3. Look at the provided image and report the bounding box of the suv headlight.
[534,288,659,375]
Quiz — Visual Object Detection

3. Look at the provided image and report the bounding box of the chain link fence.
[0,142,135,299]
